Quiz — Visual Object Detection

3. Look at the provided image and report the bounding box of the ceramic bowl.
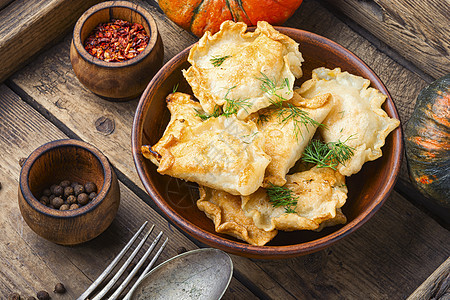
[70,1,164,101]
[18,139,120,245]
[131,28,403,258]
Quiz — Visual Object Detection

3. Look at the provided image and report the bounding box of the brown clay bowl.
[18,139,120,245]
[70,1,164,101]
[132,28,403,259]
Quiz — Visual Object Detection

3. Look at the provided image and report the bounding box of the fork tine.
[123,237,169,300]
[91,225,155,300]
[134,237,169,284]
[108,232,166,300]
[76,221,150,300]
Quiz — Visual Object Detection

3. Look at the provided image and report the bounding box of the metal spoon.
[126,248,233,300]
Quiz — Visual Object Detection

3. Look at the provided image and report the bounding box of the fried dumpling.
[241,166,348,231]
[249,93,333,187]
[197,186,278,246]
[183,20,304,119]
[142,92,204,168]
[315,208,347,232]
[297,67,400,176]
[142,93,271,196]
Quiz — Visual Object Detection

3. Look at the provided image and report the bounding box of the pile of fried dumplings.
[142,21,399,246]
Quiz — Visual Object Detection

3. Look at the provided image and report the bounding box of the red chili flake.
[84,19,149,62]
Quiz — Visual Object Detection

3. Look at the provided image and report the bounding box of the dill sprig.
[193,86,252,120]
[275,103,323,139]
[223,97,252,116]
[267,183,298,214]
[172,83,179,93]
[194,106,221,121]
[210,55,231,67]
[222,86,252,117]
[302,137,355,169]
[257,113,269,125]
[241,132,258,144]
[256,72,322,139]
[256,72,290,104]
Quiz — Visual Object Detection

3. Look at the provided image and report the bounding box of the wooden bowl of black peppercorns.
[18,139,120,245]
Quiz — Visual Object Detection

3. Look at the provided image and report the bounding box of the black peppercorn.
[89,192,97,200]
[63,186,74,198]
[36,290,50,300]
[49,194,55,201]
[51,197,64,209]
[69,203,80,210]
[8,292,20,300]
[85,182,97,193]
[53,185,63,197]
[54,283,66,294]
[40,196,50,205]
[66,195,77,205]
[77,193,89,205]
[60,204,70,211]
[50,184,58,194]
[60,180,71,188]
[19,157,26,167]
[43,188,52,197]
[26,297,36,300]
[74,184,85,196]
[70,181,79,188]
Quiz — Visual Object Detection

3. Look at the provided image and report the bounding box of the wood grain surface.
[0,84,254,299]
[320,0,450,80]
[4,0,449,299]
[407,258,450,300]
[0,0,102,83]
[0,0,13,10]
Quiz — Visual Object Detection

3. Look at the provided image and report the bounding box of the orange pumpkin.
[158,0,303,37]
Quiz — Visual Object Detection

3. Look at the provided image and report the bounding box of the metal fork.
[77,222,168,300]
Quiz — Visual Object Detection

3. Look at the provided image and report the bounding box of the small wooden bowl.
[18,139,120,245]
[70,1,164,101]
[132,28,403,258]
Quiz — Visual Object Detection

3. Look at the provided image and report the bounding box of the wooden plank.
[7,0,449,298]
[0,0,14,10]
[0,0,102,83]
[320,0,450,80]
[0,84,255,299]
[407,257,450,300]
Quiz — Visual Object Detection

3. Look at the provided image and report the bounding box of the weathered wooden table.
[1,0,448,299]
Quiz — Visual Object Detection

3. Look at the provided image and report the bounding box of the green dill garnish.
[302,137,355,169]
[194,106,221,120]
[274,102,323,139]
[256,72,322,139]
[222,86,252,117]
[256,72,290,104]
[172,83,179,93]
[210,55,231,67]
[257,113,269,125]
[193,86,252,120]
[267,183,298,214]
[241,132,258,144]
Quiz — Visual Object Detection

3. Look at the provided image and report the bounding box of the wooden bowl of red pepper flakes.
[70,1,164,101]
